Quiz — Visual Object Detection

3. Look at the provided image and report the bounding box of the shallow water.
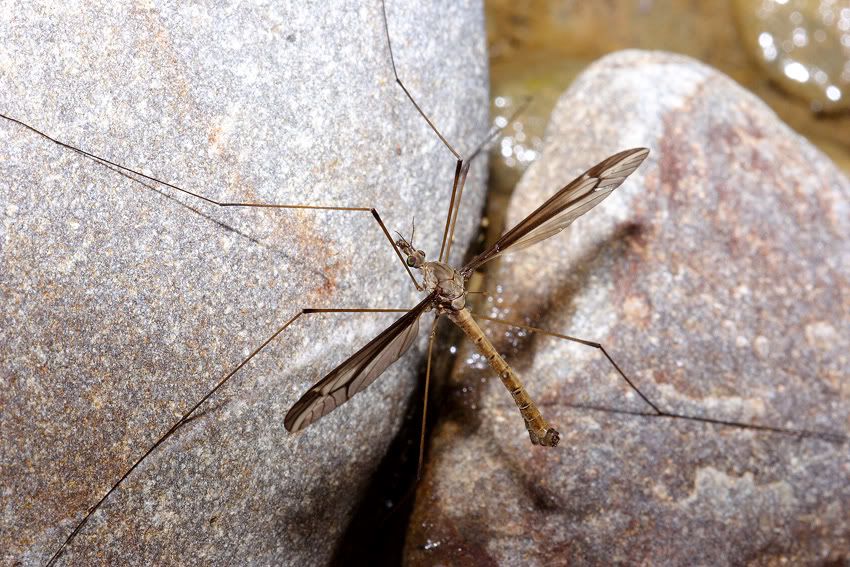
[485,0,850,238]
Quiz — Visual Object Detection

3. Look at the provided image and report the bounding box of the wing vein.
[462,148,649,274]
[284,292,435,432]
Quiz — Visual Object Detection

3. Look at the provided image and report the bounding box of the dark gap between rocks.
[331,209,494,565]
[330,316,459,566]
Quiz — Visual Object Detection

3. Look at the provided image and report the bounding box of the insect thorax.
[421,261,466,311]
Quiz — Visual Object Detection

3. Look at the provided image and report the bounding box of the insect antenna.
[394,230,412,250]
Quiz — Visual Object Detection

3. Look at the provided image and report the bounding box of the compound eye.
[406,256,417,267]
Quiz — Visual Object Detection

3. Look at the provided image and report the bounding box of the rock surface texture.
[406,50,850,566]
[0,1,488,565]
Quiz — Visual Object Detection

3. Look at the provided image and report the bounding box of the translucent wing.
[463,148,649,274]
[284,294,434,432]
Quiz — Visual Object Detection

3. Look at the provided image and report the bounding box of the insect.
[2,1,845,565]
[283,146,650,451]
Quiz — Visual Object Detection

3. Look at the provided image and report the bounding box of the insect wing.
[284,294,434,432]
[463,148,649,273]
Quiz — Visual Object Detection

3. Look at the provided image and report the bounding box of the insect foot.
[530,427,561,447]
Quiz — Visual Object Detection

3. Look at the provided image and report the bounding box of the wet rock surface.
[406,51,850,566]
[0,1,488,565]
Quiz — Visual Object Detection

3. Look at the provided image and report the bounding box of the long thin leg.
[417,315,440,480]
[100,163,263,246]
[379,0,464,263]
[381,1,533,265]
[437,159,465,263]
[442,98,532,264]
[0,113,421,291]
[473,313,847,443]
[438,98,533,263]
[380,0,458,160]
[45,306,414,567]
[467,97,532,165]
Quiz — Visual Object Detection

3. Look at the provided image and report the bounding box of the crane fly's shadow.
[447,220,650,438]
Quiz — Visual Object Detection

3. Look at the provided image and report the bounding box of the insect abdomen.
[449,308,560,447]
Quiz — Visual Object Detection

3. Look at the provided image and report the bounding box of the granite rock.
[0,1,488,564]
[406,51,850,566]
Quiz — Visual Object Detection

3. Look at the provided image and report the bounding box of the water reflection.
[495,96,540,168]
[737,0,850,112]
[485,0,850,212]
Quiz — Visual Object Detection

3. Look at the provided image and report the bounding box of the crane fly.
[281,136,843,454]
[283,147,650,449]
[2,0,846,564]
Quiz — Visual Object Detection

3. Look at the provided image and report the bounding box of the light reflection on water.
[743,0,850,112]
[485,0,850,204]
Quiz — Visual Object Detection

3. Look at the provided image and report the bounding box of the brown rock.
[407,50,850,566]
[0,1,488,564]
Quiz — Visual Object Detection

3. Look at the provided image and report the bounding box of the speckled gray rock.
[406,51,850,565]
[0,1,488,565]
